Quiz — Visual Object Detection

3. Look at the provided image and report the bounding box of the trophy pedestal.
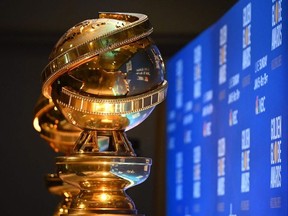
[57,155,151,216]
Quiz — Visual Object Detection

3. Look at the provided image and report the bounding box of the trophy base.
[57,155,151,216]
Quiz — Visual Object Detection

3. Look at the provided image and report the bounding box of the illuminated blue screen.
[166,0,288,215]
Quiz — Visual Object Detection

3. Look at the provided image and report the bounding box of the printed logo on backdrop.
[270,116,282,189]
[229,109,238,126]
[176,59,183,109]
[217,137,226,197]
[254,55,268,90]
[242,3,252,70]
[175,152,183,200]
[227,73,240,126]
[219,25,228,85]
[183,101,193,144]
[193,46,202,99]
[167,110,176,150]
[270,116,282,209]
[241,128,250,194]
[271,0,282,50]
[271,0,283,72]
[202,90,213,137]
[255,96,266,115]
[193,146,201,198]
[228,73,240,105]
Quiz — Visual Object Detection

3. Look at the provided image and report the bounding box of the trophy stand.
[37,12,167,215]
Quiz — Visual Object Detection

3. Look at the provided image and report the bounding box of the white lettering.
[194,146,201,163]
[218,138,226,157]
[242,128,250,150]
[203,122,212,137]
[219,64,227,85]
[220,25,228,46]
[241,172,250,192]
[271,23,282,50]
[228,89,240,104]
[229,73,240,88]
[217,177,225,196]
[194,81,201,99]
[242,46,251,69]
[255,55,268,73]
[270,165,282,188]
[271,116,282,140]
[254,73,269,90]
[193,181,201,198]
[243,3,252,27]
[255,96,266,114]
[194,45,202,64]
[202,103,213,117]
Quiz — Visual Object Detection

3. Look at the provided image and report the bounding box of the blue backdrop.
[166,0,288,215]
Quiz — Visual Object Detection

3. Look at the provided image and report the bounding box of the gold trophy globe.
[40,12,167,215]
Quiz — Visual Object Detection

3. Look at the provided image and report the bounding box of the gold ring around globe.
[55,80,167,115]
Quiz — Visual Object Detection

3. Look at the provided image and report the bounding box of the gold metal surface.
[56,80,167,115]
[46,174,80,216]
[57,156,151,215]
[35,11,167,216]
[42,13,153,99]
[33,97,82,215]
[33,94,81,154]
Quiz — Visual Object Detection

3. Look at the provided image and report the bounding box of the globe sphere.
[42,13,167,131]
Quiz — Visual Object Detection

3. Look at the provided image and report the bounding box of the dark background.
[0,1,237,215]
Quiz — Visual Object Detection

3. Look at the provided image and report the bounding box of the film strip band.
[56,80,168,115]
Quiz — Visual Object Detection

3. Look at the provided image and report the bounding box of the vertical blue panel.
[166,0,288,215]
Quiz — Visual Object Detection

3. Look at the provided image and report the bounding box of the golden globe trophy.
[37,12,167,215]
